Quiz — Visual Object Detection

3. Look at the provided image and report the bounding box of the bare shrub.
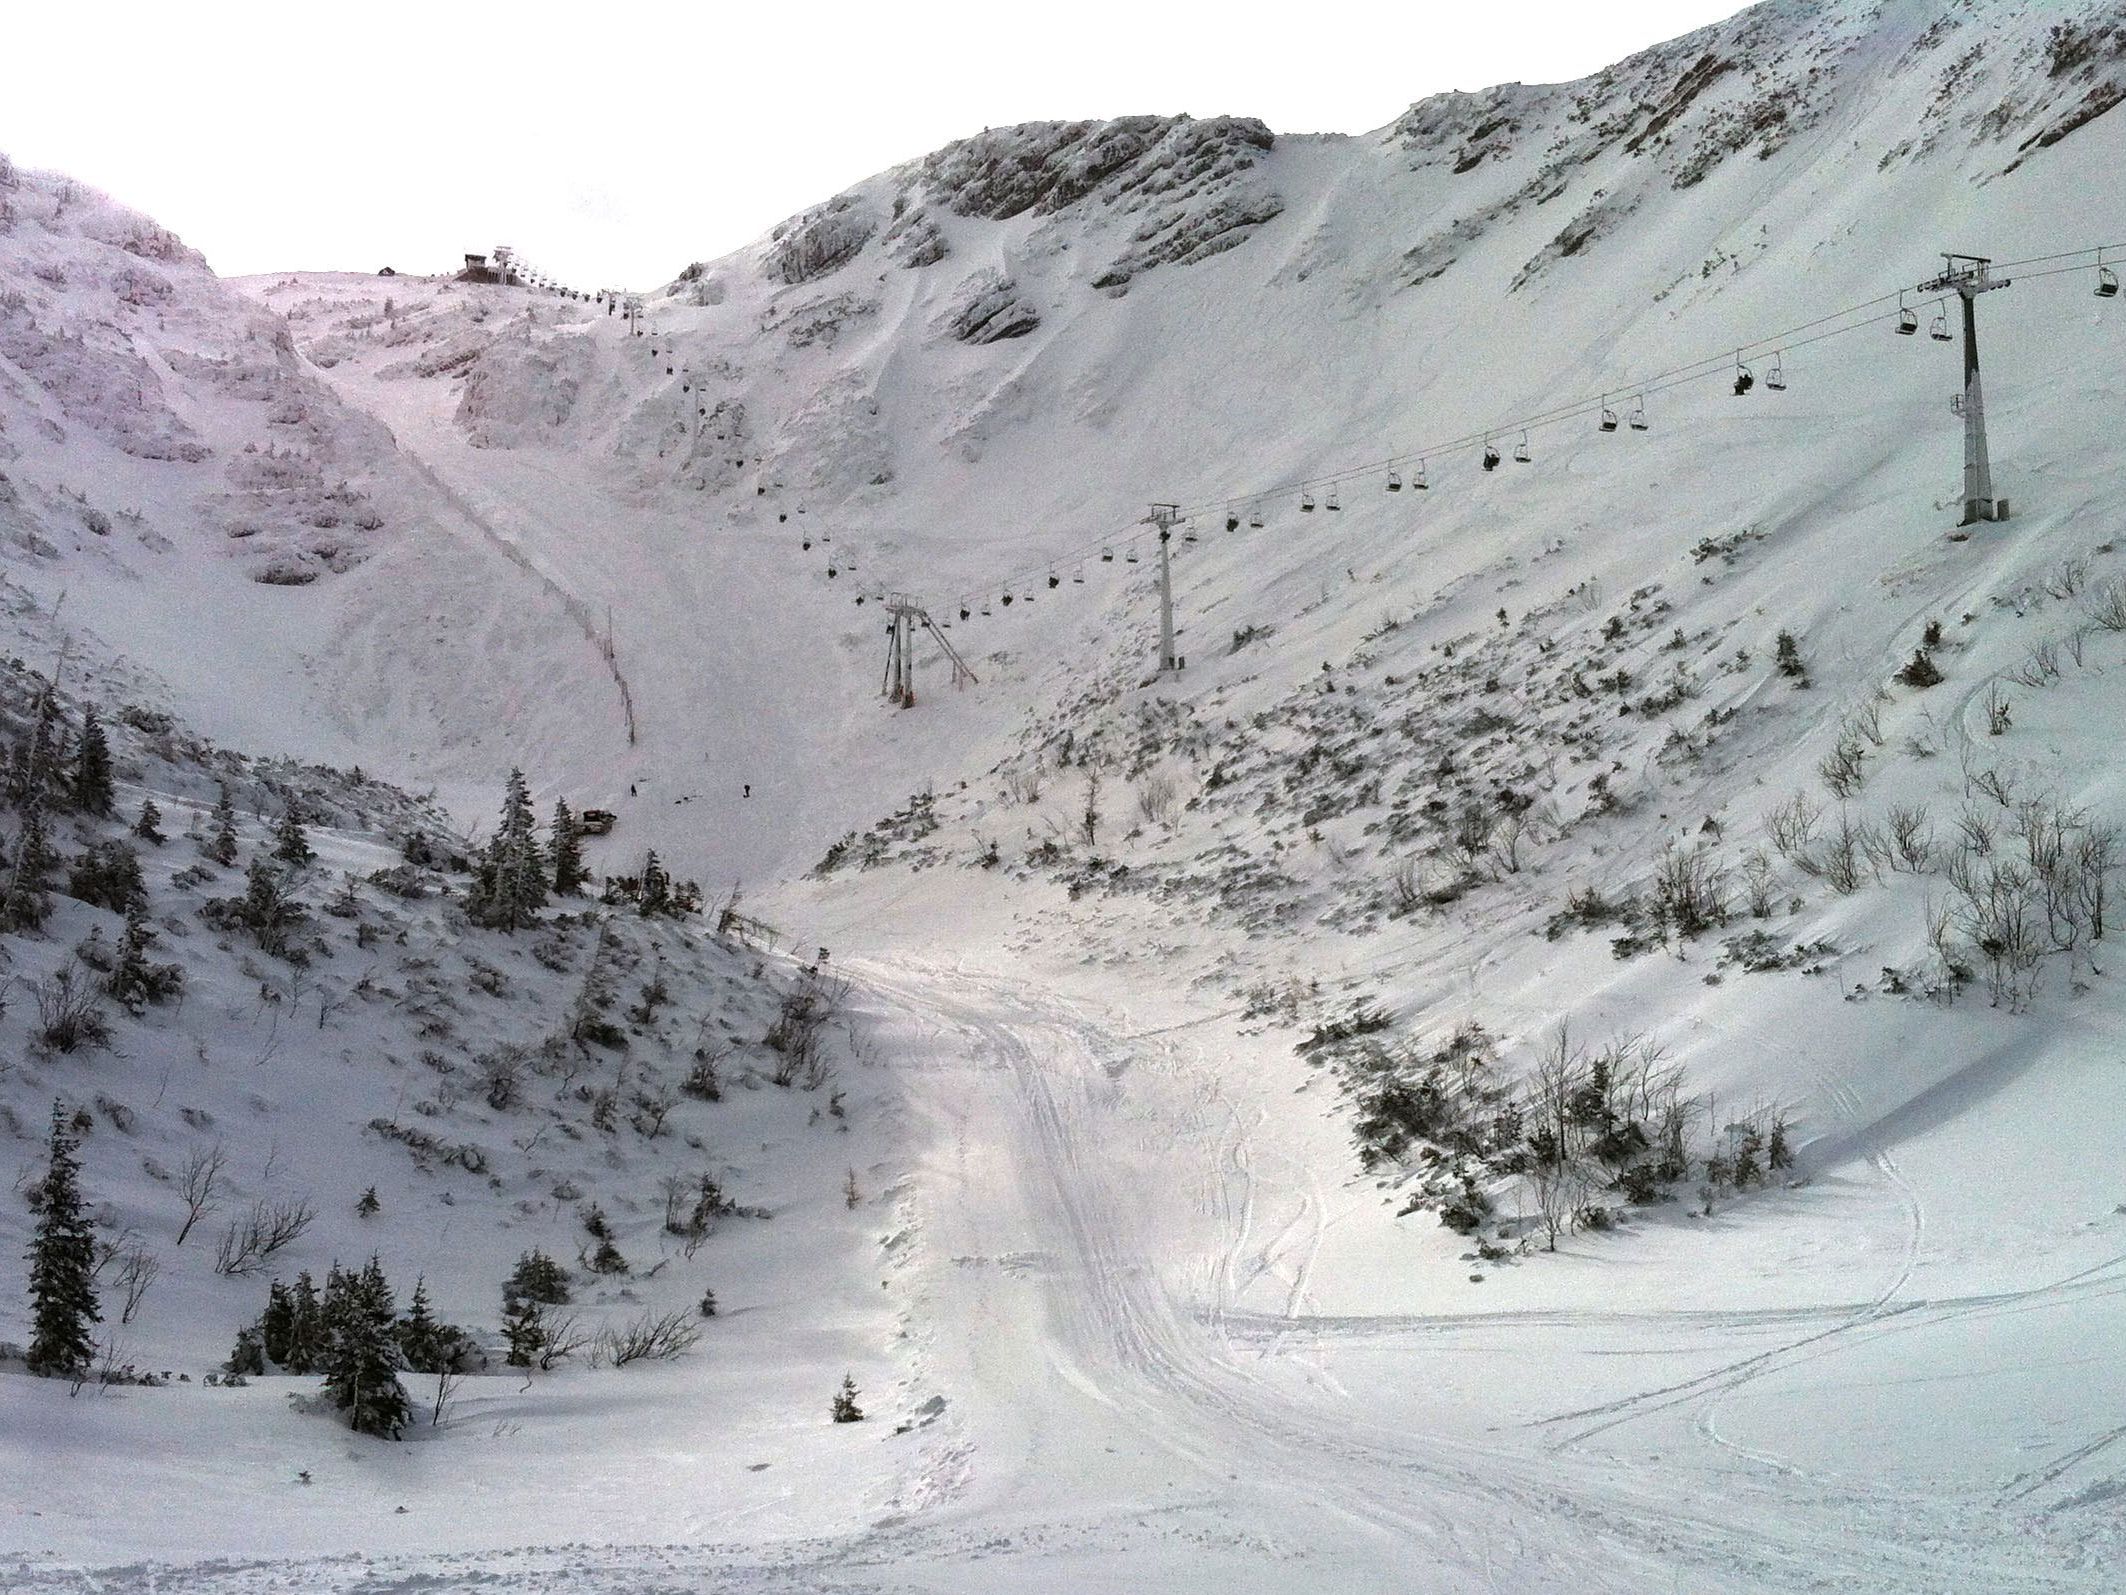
[35,968,111,1054]
[1983,683,2013,736]
[597,1309,702,1366]
[2081,577,2126,633]
[114,1243,160,1325]
[1820,809,1868,895]
[1003,764,1043,805]
[765,969,849,1089]
[1886,805,1934,872]
[1849,696,1887,747]
[2044,556,2089,600]
[1766,792,1822,874]
[1135,769,1180,825]
[1651,844,1726,939]
[1740,849,1777,917]
[213,1197,316,1277]
[2009,639,2062,689]
[175,1141,227,1246]
[1818,734,1867,799]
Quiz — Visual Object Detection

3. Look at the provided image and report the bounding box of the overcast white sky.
[6,0,1749,287]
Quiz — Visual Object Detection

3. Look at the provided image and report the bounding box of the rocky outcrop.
[939,269,1040,344]
[764,196,877,286]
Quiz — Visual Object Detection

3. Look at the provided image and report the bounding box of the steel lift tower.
[1921,253,2012,526]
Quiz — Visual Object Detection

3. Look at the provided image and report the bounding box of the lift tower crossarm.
[1919,254,2011,527]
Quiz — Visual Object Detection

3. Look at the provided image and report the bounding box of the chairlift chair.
[1766,353,1787,391]
[1628,397,1649,432]
[1001,591,1014,607]
[1301,492,1316,512]
[960,605,972,621]
[1249,505,1265,525]
[1126,548,1140,564]
[1896,295,1918,336]
[1733,358,1755,396]
[1047,572,1061,589]
[1101,548,1115,562]
[1930,305,1952,342]
[1184,523,1200,542]
[1226,512,1240,532]
[1599,403,1618,433]
[2098,249,2120,298]
[1513,431,1532,464]
[1072,566,1085,584]
[1387,471,1403,491]
[826,560,839,578]
[1413,461,1429,489]
[1482,441,1501,472]
[1326,489,1342,510]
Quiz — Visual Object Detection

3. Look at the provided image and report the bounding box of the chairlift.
[827,560,839,579]
[1184,523,1200,542]
[1001,591,1014,607]
[1482,440,1501,472]
[1929,304,1952,342]
[1387,471,1403,491]
[960,605,971,621]
[1072,566,1085,584]
[1226,512,1240,532]
[1412,461,1429,489]
[1326,489,1341,511]
[1126,548,1140,564]
[1101,547,1115,562]
[2098,248,2119,298]
[1732,357,1755,396]
[1513,431,1532,464]
[1599,400,1618,433]
[1766,352,1787,391]
[980,601,992,616]
[1047,572,1061,589]
[1628,396,1649,432]
[1249,504,1265,526]
[801,536,812,551]
[1301,492,1316,512]
[1896,294,1918,336]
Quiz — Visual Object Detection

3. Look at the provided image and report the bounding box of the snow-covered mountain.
[4,1,2126,1589]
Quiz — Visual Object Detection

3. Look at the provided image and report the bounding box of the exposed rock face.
[752,114,1285,297]
[940,269,1040,344]
[764,196,878,286]
[883,207,948,269]
[917,115,1274,221]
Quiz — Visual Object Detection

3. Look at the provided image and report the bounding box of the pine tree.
[321,1257,409,1438]
[283,1271,325,1374]
[207,785,239,866]
[830,1373,864,1424]
[467,769,547,932]
[260,1279,296,1366]
[273,805,314,865]
[549,798,586,896]
[397,1277,444,1373]
[638,850,671,917]
[239,856,305,955]
[132,797,165,846]
[355,1186,380,1218]
[501,1296,545,1368]
[2,802,55,931]
[25,1102,101,1379]
[225,1323,265,1377]
[71,705,114,816]
[504,1248,571,1307]
[9,692,63,807]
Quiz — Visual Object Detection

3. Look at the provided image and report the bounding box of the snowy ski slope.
[4,0,2126,1589]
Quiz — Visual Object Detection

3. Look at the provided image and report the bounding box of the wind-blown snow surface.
[5,0,2126,1588]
